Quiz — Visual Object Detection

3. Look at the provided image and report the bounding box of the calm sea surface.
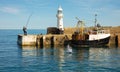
[0,29,120,72]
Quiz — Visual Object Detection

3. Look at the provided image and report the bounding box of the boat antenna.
[95,14,97,27]
[25,12,33,28]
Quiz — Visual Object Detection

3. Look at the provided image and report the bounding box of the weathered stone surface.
[118,34,120,47]
[17,34,72,46]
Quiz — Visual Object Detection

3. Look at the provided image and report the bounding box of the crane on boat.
[75,17,85,35]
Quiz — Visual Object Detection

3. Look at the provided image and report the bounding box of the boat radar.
[56,6,64,34]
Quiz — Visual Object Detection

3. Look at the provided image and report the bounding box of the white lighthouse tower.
[56,6,64,34]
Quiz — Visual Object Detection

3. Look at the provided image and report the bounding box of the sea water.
[0,29,120,72]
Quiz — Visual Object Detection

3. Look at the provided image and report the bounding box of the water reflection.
[17,45,120,72]
[18,45,66,72]
[54,46,65,72]
[20,46,41,57]
[89,47,120,69]
[89,47,110,61]
[66,44,72,53]
[73,47,89,61]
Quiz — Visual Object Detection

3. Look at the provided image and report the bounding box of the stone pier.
[17,34,72,47]
[118,34,120,47]
[17,27,120,47]
[108,34,116,46]
[18,34,120,47]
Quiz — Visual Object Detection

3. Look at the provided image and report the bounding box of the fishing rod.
[22,12,33,35]
[25,12,33,28]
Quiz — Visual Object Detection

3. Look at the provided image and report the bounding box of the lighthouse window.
[58,11,62,14]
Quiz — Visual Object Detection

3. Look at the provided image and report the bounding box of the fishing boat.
[71,15,110,47]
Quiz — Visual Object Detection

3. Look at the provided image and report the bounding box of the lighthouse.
[56,6,64,34]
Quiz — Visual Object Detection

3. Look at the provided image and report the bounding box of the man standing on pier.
[23,26,27,35]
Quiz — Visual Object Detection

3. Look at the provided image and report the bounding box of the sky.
[0,0,120,29]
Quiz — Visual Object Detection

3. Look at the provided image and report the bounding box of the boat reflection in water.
[18,45,120,72]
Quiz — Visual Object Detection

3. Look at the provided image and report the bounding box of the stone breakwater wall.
[17,34,72,47]
[117,34,120,47]
[17,27,120,47]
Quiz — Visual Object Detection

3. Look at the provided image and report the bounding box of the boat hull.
[71,36,110,47]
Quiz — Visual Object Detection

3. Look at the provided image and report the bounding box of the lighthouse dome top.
[58,6,63,11]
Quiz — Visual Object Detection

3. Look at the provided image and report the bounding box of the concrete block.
[17,34,37,46]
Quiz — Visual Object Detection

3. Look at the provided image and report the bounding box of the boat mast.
[95,14,97,27]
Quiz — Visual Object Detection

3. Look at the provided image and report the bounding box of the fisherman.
[23,26,27,35]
